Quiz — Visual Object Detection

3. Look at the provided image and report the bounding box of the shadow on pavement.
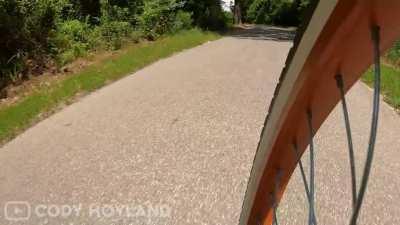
[229,25,296,41]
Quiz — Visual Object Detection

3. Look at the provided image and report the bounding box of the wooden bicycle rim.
[240,1,400,224]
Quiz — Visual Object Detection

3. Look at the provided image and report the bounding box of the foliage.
[0,0,60,87]
[100,21,133,49]
[363,65,400,109]
[172,10,193,32]
[0,29,220,142]
[64,0,101,24]
[137,0,183,40]
[184,0,226,30]
[386,40,400,66]
[234,0,252,23]
[246,0,310,26]
[223,11,234,27]
[0,0,227,90]
[53,19,94,64]
[100,0,143,24]
[57,19,92,46]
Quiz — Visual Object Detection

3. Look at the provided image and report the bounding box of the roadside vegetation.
[0,29,220,142]
[0,0,226,94]
[3,0,399,144]
[229,0,400,112]
[232,0,311,26]
[0,0,225,143]
[362,41,400,112]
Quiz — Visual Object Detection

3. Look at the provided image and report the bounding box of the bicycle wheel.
[239,1,400,225]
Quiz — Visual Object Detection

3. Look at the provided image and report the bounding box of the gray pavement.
[0,26,399,225]
[280,82,400,225]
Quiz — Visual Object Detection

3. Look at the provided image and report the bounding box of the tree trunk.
[234,1,242,24]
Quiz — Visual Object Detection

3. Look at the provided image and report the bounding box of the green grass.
[362,64,400,109]
[0,29,220,142]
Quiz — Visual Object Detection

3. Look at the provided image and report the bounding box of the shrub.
[0,0,59,87]
[100,0,143,24]
[183,0,225,30]
[271,1,298,26]
[63,0,101,24]
[52,20,92,65]
[57,19,91,44]
[386,40,400,66]
[86,26,104,49]
[223,11,234,28]
[100,21,133,49]
[246,0,310,26]
[101,2,131,22]
[58,49,76,66]
[0,0,223,92]
[137,0,180,40]
[171,10,193,32]
[130,30,143,43]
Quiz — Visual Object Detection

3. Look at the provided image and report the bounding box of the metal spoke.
[254,25,383,225]
[270,191,277,225]
[349,25,381,225]
[292,142,317,225]
[307,110,316,225]
[272,202,279,225]
[335,74,357,209]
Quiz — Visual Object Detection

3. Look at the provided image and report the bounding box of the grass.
[362,64,400,110]
[0,29,220,143]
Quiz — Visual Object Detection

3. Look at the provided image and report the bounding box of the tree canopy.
[234,0,311,26]
[0,0,312,90]
[0,0,226,89]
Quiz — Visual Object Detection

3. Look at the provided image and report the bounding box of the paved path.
[280,82,400,224]
[0,26,399,225]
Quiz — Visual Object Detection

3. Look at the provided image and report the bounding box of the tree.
[100,0,144,24]
[233,0,253,24]
[233,0,241,24]
[183,0,225,30]
[246,0,310,26]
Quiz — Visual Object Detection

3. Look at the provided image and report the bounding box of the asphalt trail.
[1,26,399,225]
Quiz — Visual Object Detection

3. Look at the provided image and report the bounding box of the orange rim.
[240,1,400,224]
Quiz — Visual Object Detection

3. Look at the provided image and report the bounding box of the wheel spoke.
[272,201,279,225]
[271,169,282,225]
[349,25,381,225]
[292,142,317,224]
[335,74,357,209]
[306,110,316,225]
[271,170,283,225]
